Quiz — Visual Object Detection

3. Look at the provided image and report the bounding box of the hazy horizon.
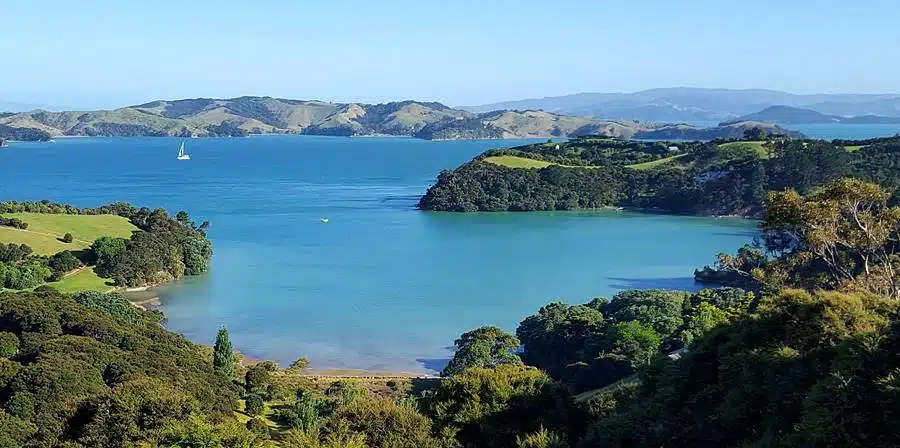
[4,86,900,113]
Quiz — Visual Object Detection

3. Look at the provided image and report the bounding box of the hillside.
[418,135,900,215]
[0,96,800,141]
[464,88,900,122]
[724,105,900,125]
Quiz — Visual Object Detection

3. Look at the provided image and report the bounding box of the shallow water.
[2,135,764,373]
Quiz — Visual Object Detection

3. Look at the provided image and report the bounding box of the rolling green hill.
[0,213,136,255]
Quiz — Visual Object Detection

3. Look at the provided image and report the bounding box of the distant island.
[418,132,900,216]
[464,87,900,122]
[0,96,799,142]
[723,104,900,125]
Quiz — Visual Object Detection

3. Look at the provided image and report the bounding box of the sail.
[178,142,185,157]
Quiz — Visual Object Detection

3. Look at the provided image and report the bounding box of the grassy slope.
[626,153,689,170]
[717,140,769,158]
[0,213,136,254]
[0,213,137,292]
[52,267,115,293]
[483,155,554,169]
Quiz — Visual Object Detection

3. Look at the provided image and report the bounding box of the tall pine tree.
[213,326,234,378]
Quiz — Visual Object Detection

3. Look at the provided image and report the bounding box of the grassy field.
[845,145,864,152]
[483,155,553,169]
[51,267,115,293]
[627,153,688,170]
[718,140,769,158]
[0,213,136,255]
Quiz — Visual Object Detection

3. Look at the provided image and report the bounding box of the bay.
[2,135,757,373]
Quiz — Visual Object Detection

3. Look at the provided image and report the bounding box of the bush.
[47,250,82,277]
[61,233,74,243]
[245,394,265,416]
[246,417,270,439]
[325,397,442,448]
[290,357,310,371]
[245,365,271,395]
[0,332,19,358]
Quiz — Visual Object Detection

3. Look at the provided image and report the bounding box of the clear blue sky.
[2,0,899,109]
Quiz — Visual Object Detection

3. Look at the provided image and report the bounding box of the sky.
[1,0,899,109]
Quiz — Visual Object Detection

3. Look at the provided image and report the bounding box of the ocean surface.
[0,126,891,373]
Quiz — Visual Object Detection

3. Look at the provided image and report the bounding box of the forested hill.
[418,133,900,216]
[0,96,796,140]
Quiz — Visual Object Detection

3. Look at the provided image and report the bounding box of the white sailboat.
[177,141,191,160]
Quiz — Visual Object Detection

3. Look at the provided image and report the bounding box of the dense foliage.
[440,326,522,377]
[415,118,505,140]
[206,120,249,137]
[82,123,167,137]
[514,288,752,392]
[0,201,211,289]
[700,177,900,298]
[92,206,212,287]
[582,289,900,447]
[0,288,237,447]
[0,124,52,141]
[420,135,900,215]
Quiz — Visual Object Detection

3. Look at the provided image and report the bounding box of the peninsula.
[419,132,900,216]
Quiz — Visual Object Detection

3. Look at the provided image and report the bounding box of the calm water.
[790,123,900,139]
[0,134,788,373]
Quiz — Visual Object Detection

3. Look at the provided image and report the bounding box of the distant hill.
[0,100,65,113]
[723,105,900,125]
[463,88,900,122]
[0,96,799,141]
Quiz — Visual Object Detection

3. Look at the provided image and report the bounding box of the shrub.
[0,332,19,358]
[325,397,442,448]
[290,357,310,371]
[245,394,265,416]
[61,233,74,243]
[246,417,270,439]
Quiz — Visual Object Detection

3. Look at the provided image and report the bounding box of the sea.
[1,124,896,373]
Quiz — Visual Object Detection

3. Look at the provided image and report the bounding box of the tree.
[245,365,271,395]
[290,357,310,371]
[517,302,605,378]
[245,394,265,416]
[605,321,662,368]
[175,211,191,225]
[90,236,126,276]
[246,417,269,439]
[325,397,442,448]
[47,250,82,280]
[743,127,767,141]
[442,326,522,377]
[678,302,730,346]
[603,289,689,336]
[429,364,574,448]
[61,233,74,243]
[213,326,235,378]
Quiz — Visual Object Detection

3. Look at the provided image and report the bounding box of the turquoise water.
[790,123,900,139]
[2,135,756,373]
